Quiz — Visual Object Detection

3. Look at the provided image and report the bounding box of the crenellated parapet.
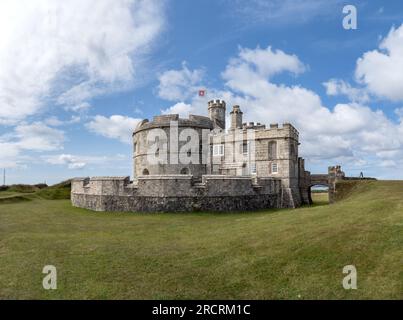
[134,114,214,134]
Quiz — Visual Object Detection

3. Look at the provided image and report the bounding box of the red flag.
[198,90,206,97]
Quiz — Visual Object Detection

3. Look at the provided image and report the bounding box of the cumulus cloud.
[46,154,87,170]
[323,79,369,103]
[224,46,306,82]
[0,123,64,168]
[44,153,129,170]
[395,107,403,120]
[221,47,403,161]
[161,102,194,118]
[157,62,205,101]
[14,123,65,151]
[86,115,141,143]
[0,142,23,168]
[356,24,403,101]
[157,45,403,173]
[0,0,164,123]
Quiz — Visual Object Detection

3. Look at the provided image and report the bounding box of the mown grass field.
[0,181,402,299]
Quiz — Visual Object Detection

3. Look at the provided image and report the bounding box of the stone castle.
[72,100,339,212]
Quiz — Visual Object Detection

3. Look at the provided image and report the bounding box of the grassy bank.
[0,181,401,299]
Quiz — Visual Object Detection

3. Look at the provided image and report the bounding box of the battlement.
[134,114,214,134]
[238,122,299,140]
[188,114,213,127]
[153,114,179,123]
[242,122,266,130]
[208,99,226,108]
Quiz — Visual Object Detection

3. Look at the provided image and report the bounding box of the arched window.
[142,169,149,175]
[268,141,277,159]
[180,168,189,175]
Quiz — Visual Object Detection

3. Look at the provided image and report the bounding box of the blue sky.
[1,0,403,184]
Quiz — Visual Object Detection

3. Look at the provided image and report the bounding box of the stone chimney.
[230,105,243,130]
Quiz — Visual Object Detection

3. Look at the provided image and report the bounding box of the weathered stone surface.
[71,101,319,213]
[71,175,281,213]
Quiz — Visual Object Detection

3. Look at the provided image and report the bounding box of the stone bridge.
[309,166,346,203]
[310,174,330,187]
[309,166,375,203]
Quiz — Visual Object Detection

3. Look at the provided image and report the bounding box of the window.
[133,143,137,153]
[268,141,277,159]
[142,169,149,175]
[241,142,248,154]
[271,163,278,174]
[213,144,224,156]
[250,163,257,174]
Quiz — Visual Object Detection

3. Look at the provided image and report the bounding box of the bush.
[34,183,48,189]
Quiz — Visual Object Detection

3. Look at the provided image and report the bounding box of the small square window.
[213,144,224,156]
[272,163,278,174]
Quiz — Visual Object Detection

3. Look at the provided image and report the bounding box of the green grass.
[0,180,70,203]
[0,181,402,299]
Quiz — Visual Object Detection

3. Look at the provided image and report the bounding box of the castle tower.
[208,99,226,130]
[230,105,243,130]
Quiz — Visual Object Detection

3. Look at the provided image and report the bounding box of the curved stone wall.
[133,114,213,179]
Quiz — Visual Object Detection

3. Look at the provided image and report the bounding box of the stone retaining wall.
[71,175,282,213]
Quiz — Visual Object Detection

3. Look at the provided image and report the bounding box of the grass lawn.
[0,181,402,299]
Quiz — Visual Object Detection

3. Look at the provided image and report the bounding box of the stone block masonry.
[70,99,328,213]
[71,175,282,213]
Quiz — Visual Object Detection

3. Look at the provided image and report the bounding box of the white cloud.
[44,153,129,170]
[0,142,23,168]
[225,46,306,81]
[86,115,141,143]
[323,79,369,103]
[356,24,403,101]
[0,0,164,122]
[44,116,64,127]
[395,107,403,120]
[46,154,87,170]
[0,122,65,168]
[161,102,195,118]
[157,62,204,101]
[222,48,403,160]
[158,45,403,174]
[13,123,65,151]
